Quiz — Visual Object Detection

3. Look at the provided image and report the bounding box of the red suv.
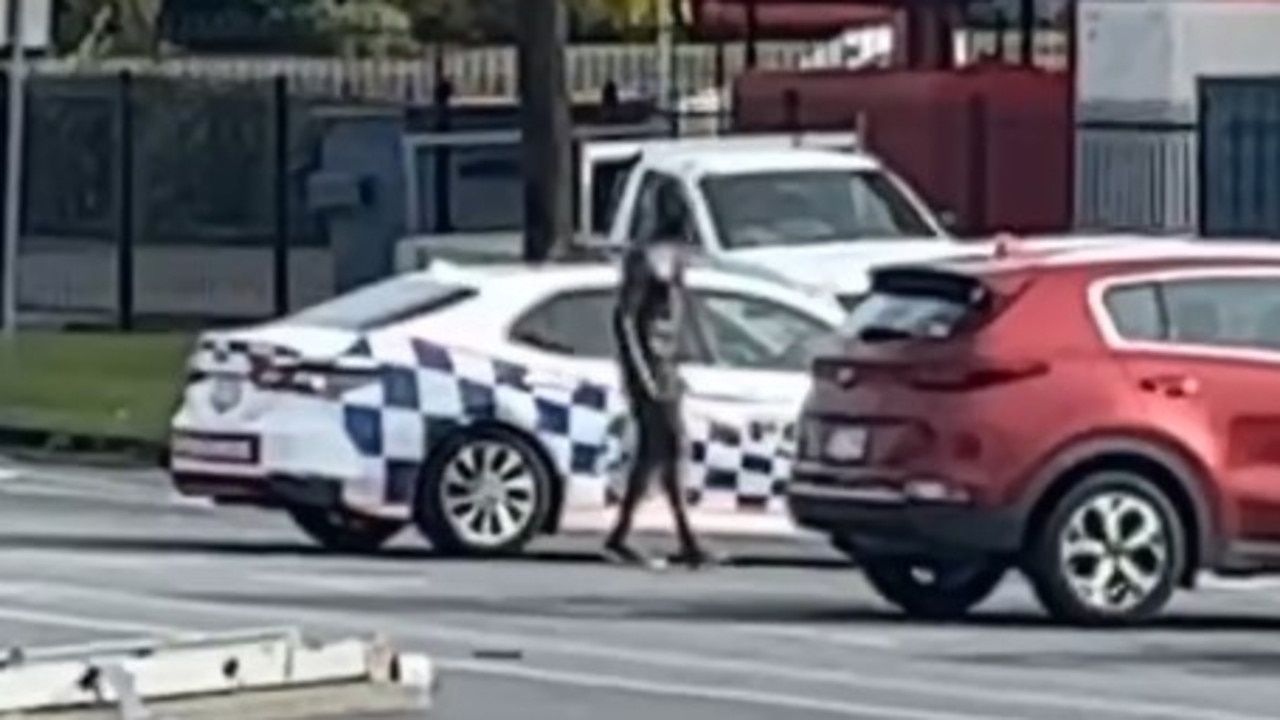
[789,239,1280,625]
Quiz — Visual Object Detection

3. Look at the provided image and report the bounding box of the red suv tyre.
[1023,469,1187,625]
[858,555,1008,620]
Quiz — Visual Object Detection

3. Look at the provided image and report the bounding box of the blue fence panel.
[1200,77,1280,237]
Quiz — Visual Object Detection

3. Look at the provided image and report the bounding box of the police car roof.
[421,256,814,298]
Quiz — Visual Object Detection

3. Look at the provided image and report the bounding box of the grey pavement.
[3,461,1280,719]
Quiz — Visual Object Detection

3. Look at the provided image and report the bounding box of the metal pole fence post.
[517,0,572,263]
[1,0,27,337]
[432,77,453,235]
[271,74,289,317]
[655,0,673,115]
[115,69,134,330]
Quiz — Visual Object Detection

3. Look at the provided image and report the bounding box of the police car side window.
[511,291,618,358]
[694,291,835,371]
[512,288,709,362]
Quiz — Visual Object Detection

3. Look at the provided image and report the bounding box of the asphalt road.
[4,460,1280,719]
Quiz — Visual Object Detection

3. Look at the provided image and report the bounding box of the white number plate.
[171,434,257,463]
[824,426,868,462]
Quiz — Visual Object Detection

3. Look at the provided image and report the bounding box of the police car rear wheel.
[287,506,404,554]
[416,427,553,557]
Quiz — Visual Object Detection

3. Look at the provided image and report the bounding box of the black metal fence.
[5,70,355,330]
[2,69,711,331]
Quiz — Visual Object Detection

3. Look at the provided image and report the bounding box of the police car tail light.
[255,358,378,398]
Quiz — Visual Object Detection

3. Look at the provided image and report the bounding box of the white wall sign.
[0,0,53,50]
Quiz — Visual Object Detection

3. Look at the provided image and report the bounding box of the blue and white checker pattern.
[600,405,797,513]
[337,335,623,507]
[192,337,301,375]
[196,333,797,516]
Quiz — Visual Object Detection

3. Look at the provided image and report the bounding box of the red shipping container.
[732,65,1072,236]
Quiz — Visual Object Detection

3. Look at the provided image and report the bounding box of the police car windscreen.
[287,275,476,331]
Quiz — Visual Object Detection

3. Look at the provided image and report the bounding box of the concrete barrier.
[0,626,435,719]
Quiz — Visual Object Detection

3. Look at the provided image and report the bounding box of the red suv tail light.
[907,359,1050,392]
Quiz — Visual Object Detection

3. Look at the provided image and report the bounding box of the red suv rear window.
[841,267,997,343]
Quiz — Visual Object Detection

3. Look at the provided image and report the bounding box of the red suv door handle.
[1138,374,1199,398]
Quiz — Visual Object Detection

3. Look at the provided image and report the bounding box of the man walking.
[602,187,717,569]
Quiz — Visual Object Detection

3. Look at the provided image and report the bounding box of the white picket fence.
[17,31,1068,103]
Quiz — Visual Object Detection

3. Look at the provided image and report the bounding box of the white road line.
[0,547,223,567]
[0,461,157,485]
[5,578,1271,720]
[0,463,171,501]
[1200,576,1280,592]
[0,604,181,636]
[0,587,996,720]
[406,617,1272,720]
[440,658,1016,720]
[463,611,902,650]
[0,481,174,509]
[246,569,900,647]
[245,571,433,592]
[714,622,899,649]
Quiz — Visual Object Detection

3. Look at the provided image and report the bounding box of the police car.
[168,261,845,556]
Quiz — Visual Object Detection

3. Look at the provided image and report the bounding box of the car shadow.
[168,569,1280,636]
[441,599,1280,634]
[0,531,850,569]
[11,531,1280,644]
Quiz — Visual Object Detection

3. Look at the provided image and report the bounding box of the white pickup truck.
[589,133,968,308]
[396,133,1113,308]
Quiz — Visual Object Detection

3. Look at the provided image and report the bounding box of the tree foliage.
[53,0,665,57]
[388,0,654,43]
[55,0,164,56]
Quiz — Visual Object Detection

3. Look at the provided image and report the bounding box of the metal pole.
[115,69,134,330]
[516,0,572,262]
[1,0,26,337]
[655,0,673,113]
[271,74,289,317]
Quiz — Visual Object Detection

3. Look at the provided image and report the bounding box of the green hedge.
[0,333,193,443]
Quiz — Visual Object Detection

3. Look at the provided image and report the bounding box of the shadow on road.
[180,580,1280,636]
[9,532,1280,643]
[0,531,849,569]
